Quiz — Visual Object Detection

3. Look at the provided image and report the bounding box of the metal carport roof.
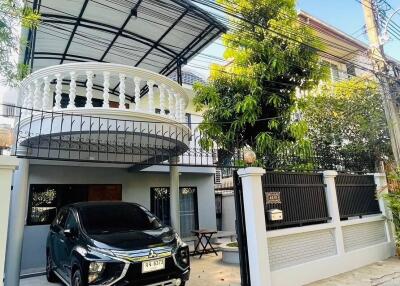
[22,0,226,84]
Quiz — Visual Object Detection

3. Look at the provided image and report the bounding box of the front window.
[79,204,162,235]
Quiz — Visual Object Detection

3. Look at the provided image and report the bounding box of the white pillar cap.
[322,170,338,178]
[237,167,266,178]
[0,156,19,170]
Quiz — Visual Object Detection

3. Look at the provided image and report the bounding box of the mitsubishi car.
[46,202,190,286]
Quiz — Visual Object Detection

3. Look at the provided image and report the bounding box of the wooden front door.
[88,185,122,201]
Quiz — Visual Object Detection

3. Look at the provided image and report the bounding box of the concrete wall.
[20,164,216,272]
[221,194,236,232]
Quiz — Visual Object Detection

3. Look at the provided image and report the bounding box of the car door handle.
[60,238,65,243]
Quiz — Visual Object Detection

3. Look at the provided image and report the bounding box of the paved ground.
[20,254,241,286]
[308,258,400,286]
[20,256,400,286]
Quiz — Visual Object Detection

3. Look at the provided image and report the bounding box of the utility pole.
[362,0,400,166]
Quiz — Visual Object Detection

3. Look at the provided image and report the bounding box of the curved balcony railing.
[19,62,189,123]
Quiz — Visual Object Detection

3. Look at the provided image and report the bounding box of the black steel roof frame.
[111,8,189,94]
[98,0,144,62]
[41,15,178,58]
[60,0,90,64]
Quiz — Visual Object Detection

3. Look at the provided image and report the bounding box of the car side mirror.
[64,228,77,238]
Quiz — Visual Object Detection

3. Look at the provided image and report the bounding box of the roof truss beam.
[99,0,144,62]
[41,14,178,58]
[60,0,90,64]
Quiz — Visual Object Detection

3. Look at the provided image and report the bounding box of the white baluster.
[85,71,93,108]
[26,84,33,109]
[179,98,185,122]
[174,93,180,120]
[33,79,42,110]
[134,76,141,111]
[168,89,174,118]
[67,72,77,109]
[119,73,126,109]
[103,71,110,108]
[159,84,166,115]
[54,73,63,110]
[42,76,52,110]
[147,80,155,113]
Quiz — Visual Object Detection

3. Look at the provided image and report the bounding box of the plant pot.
[220,242,240,264]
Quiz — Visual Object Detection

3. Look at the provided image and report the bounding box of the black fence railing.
[1,104,379,172]
[335,174,381,219]
[262,172,330,230]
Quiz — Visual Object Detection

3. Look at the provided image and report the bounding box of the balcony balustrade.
[19,62,189,123]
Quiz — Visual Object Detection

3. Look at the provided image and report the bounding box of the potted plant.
[220,242,240,264]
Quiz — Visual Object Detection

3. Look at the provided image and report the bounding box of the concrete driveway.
[20,255,241,286]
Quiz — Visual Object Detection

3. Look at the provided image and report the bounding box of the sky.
[190,0,400,77]
[297,0,400,61]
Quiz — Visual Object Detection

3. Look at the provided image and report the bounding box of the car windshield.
[79,204,162,235]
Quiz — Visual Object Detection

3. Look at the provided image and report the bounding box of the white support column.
[322,170,345,255]
[67,72,77,109]
[85,71,94,108]
[42,76,52,110]
[237,167,271,286]
[103,71,110,108]
[374,173,396,253]
[119,73,126,109]
[0,156,19,286]
[170,157,180,235]
[134,77,141,111]
[147,80,155,113]
[54,73,63,110]
[4,159,29,286]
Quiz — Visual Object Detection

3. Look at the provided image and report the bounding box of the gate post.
[0,156,19,286]
[373,173,396,254]
[238,167,271,286]
[322,170,345,255]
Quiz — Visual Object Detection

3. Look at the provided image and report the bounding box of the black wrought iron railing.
[1,104,379,172]
[335,174,381,219]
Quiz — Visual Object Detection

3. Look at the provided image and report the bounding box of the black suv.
[46,202,190,286]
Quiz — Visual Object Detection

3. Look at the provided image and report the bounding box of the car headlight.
[88,262,105,283]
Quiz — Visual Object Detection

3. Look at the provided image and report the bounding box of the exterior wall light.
[243,148,257,166]
[0,124,14,155]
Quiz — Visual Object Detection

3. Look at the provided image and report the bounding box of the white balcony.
[16,63,193,164]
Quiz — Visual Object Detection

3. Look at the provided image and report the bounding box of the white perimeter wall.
[20,164,216,272]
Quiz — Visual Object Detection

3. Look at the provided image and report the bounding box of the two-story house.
[1,0,227,279]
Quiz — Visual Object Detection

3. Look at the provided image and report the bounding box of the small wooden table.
[192,229,218,258]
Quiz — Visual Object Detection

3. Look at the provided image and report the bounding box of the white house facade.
[1,0,229,282]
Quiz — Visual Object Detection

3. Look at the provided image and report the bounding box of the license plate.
[141,258,165,273]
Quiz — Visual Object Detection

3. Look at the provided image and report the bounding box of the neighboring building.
[2,0,226,276]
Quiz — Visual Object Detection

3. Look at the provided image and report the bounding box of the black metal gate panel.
[262,172,330,230]
[233,171,251,286]
[335,174,381,219]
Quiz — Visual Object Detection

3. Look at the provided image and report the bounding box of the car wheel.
[46,251,57,283]
[72,268,87,286]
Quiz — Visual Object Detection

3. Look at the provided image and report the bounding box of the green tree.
[0,0,40,85]
[193,0,326,162]
[299,77,392,168]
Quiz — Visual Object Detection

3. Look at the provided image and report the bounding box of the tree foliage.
[383,168,400,247]
[193,0,326,159]
[0,0,40,85]
[299,77,392,166]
